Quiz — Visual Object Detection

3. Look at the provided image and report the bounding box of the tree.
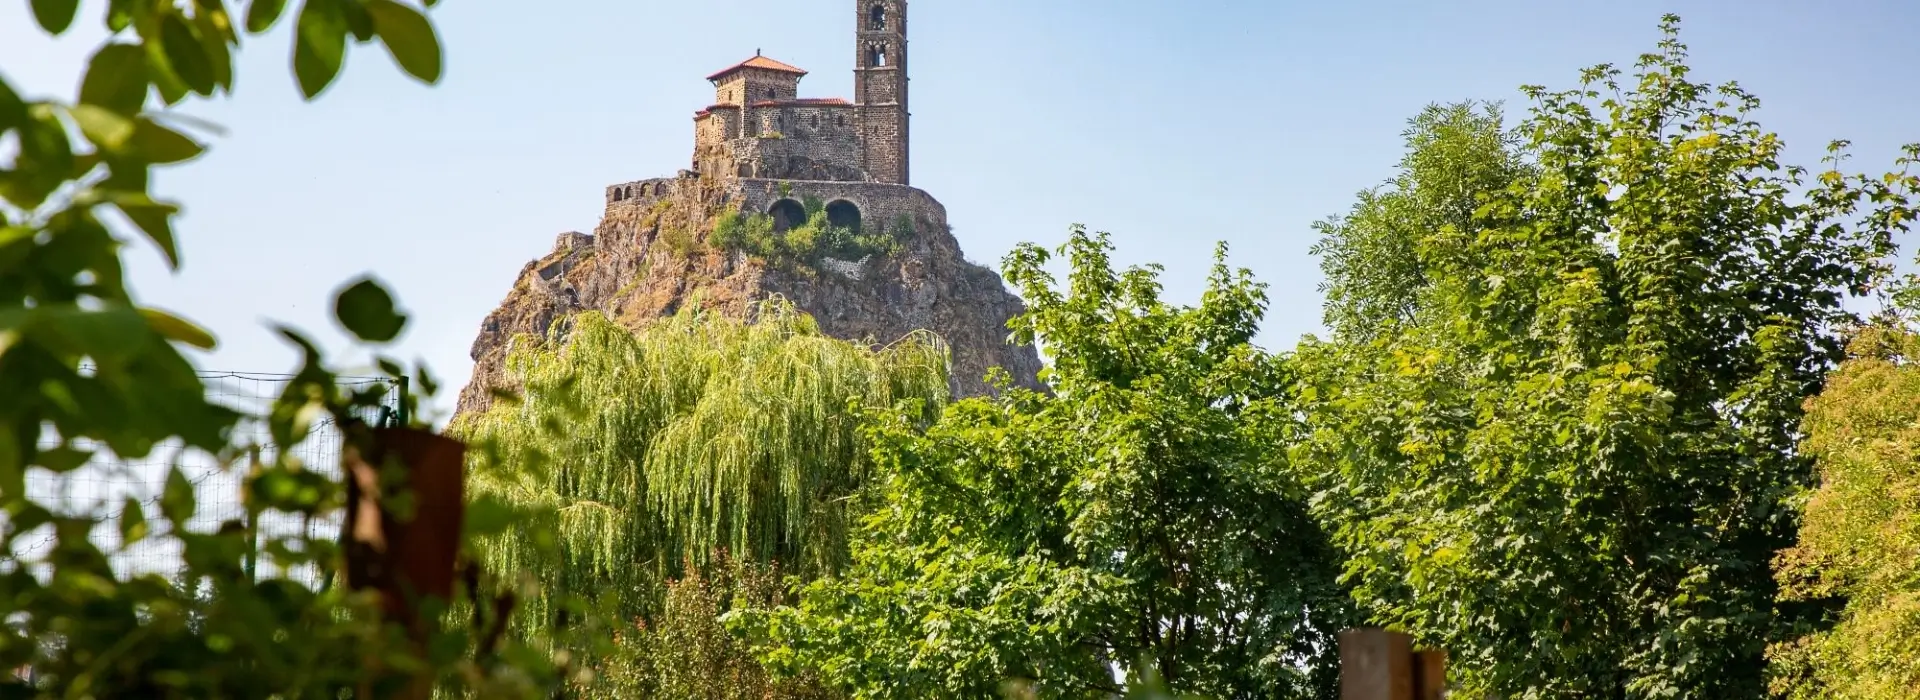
[1310,100,1533,341]
[739,227,1353,699]
[1291,15,1920,698]
[588,551,840,699]
[454,299,948,640]
[1769,323,1920,699]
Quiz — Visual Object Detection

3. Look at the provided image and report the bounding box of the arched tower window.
[869,4,886,30]
[867,44,887,67]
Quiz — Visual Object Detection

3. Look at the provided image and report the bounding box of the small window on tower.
[868,45,887,67]
[870,4,886,30]
[766,88,777,100]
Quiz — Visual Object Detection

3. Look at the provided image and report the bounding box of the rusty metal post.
[1339,628,1414,700]
[1413,650,1447,700]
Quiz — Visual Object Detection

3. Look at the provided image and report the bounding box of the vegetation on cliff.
[706,196,916,265]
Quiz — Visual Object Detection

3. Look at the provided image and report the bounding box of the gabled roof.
[706,54,808,82]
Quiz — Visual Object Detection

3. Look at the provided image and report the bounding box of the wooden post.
[1339,628,1446,700]
[1414,650,1448,700]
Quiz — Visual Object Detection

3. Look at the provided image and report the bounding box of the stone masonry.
[691,0,909,186]
[454,0,1048,418]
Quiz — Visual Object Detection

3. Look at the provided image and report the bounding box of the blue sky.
[5,0,1918,420]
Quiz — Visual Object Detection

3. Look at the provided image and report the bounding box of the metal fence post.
[395,376,411,427]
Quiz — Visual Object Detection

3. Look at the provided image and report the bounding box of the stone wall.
[713,68,800,105]
[694,106,739,150]
[605,176,680,208]
[726,105,865,181]
[694,104,867,182]
[730,178,942,236]
[857,103,906,185]
[751,104,856,140]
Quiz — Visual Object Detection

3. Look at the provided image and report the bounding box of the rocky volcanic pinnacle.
[453,175,1046,418]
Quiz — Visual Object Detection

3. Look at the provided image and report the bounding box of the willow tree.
[454,298,949,628]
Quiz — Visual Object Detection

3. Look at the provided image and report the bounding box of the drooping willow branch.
[453,297,949,625]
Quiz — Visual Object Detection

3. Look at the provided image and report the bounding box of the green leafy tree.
[1291,16,1920,698]
[588,551,840,698]
[740,227,1353,699]
[1310,100,1534,341]
[1769,323,1920,699]
[1,0,577,696]
[454,300,949,642]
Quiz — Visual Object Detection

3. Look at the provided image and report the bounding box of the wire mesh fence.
[8,371,403,588]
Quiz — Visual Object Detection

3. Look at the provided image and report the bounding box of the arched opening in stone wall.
[638,183,651,197]
[825,200,862,232]
[769,199,807,233]
[870,5,886,30]
[612,189,623,201]
[867,44,887,67]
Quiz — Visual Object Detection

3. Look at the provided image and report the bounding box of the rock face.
[454,175,1046,418]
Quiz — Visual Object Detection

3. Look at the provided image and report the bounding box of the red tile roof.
[706,55,808,81]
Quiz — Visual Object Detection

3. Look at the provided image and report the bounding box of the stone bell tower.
[854,0,908,185]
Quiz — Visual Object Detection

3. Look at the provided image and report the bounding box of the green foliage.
[1310,100,1533,341]
[1769,324,1920,699]
[335,275,410,342]
[586,551,840,698]
[1291,16,1920,698]
[709,207,906,267]
[1,1,572,696]
[738,227,1352,699]
[660,224,703,257]
[454,299,950,633]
